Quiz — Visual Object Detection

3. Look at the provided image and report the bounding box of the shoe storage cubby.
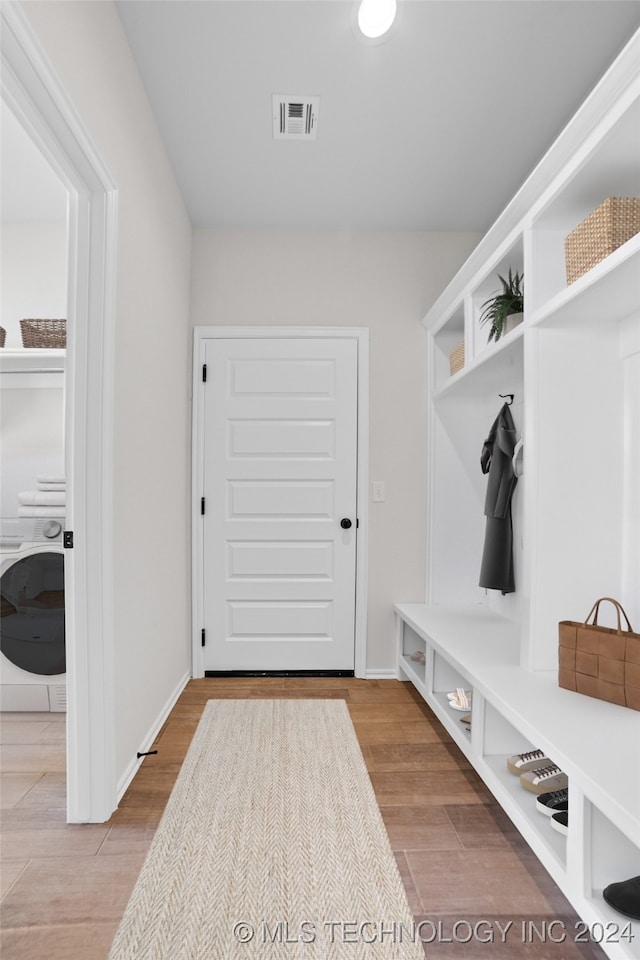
[398,621,427,687]
[480,701,568,873]
[588,804,640,960]
[397,29,640,960]
[432,656,473,745]
[396,615,474,750]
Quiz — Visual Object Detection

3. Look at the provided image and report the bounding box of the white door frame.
[1,4,118,822]
[192,326,369,679]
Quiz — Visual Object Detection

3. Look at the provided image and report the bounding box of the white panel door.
[201,337,358,671]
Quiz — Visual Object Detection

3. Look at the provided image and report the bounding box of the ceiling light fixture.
[357,0,397,39]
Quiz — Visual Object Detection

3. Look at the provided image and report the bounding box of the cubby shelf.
[396,604,640,842]
[531,234,640,330]
[433,323,524,402]
[399,27,640,960]
[396,603,640,960]
[0,349,66,387]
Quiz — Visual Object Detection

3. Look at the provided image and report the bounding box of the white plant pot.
[504,312,524,333]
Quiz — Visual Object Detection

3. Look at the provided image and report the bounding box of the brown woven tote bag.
[558,597,640,711]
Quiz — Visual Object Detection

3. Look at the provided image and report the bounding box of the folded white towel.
[36,475,66,485]
[18,505,66,518]
[19,491,66,506]
[37,482,67,491]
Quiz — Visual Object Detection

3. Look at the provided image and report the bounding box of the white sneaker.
[520,764,568,795]
[507,748,548,776]
[448,688,471,711]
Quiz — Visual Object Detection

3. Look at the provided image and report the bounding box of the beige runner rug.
[108,699,425,959]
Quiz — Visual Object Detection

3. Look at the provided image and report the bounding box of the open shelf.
[432,302,465,391]
[0,348,65,387]
[396,603,640,842]
[396,603,640,959]
[481,751,568,870]
[531,233,640,330]
[530,93,640,311]
[433,323,524,403]
[469,237,525,364]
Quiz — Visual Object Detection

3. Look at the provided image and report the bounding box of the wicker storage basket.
[449,341,464,376]
[564,197,640,285]
[0,327,6,348]
[20,319,66,348]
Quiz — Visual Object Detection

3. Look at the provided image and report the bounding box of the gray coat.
[479,402,518,594]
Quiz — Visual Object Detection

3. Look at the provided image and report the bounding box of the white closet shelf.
[0,348,66,370]
[433,327,524,402]
[531,235,640,329]
[396,602,640,846]
[0,349,66,387]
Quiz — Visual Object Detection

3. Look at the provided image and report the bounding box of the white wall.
[1,222,67,515]
[0,380,65,517]
[21,1,193,793]
[190,229,480,672]
[1,222,67,348]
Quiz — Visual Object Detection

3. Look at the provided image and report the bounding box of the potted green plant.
[479,269,524,342]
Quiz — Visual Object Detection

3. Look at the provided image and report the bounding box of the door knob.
[340,518,352,529]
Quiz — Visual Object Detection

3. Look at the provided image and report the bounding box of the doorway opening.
[1,101,69,723]
[2,3,118,822]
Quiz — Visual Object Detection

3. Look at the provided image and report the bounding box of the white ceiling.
[2,2,639,232]
[115,0,640,232]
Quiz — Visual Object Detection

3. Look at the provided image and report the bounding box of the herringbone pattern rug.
[107,699,425,959]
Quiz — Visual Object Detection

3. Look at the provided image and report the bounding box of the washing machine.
[0,516,66,712]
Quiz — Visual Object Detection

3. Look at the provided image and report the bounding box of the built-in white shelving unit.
[397,28,640,960]
[0,348,65,386]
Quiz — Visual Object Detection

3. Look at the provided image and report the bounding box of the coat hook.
[499,393,514,405]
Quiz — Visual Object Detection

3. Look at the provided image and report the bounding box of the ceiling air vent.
[273,95,319,140]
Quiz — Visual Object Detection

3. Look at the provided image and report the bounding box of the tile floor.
[1,678,609,959]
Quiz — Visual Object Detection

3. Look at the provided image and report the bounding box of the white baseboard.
[364,668,399,681]
[116,670,190,802]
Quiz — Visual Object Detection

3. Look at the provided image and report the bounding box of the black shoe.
[535,788,568,817]
[603,876,640,921]
[550,810,568,835]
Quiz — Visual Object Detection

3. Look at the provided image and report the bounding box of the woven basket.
[564,197,640,285]
[449,341,464,376]
[20,318,67,348]
[0,327,6,348]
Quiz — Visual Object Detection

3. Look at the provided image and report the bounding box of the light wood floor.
[1,677,607,959]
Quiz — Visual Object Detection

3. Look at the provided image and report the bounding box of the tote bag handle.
[583,597,634,634]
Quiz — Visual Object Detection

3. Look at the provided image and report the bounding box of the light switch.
[372,481,385,502]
